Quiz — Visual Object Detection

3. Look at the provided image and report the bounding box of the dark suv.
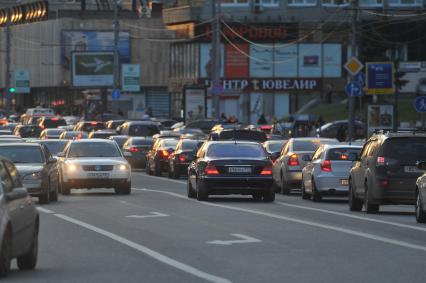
[349,131,426,213]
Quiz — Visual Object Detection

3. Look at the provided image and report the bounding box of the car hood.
[15,164,44,175]
[64,157,127,165]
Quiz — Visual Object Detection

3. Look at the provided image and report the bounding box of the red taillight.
[128,147,139,153]
[288,154,299,166]
[90,122,97,126]
[51,118,59,121]
[260,165,273,175]
[204,165,219,175]
[159,150,169,157]
[40,125,45,129]
[179,154,186,162]
[377,156,385,166]
[321,160,332,172]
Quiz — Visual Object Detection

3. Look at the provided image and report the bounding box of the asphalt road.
[7,171,426,283]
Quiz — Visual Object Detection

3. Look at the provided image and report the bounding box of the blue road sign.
[211,84,224,95]
[355,72,365,86]
[345,82,362,97]
[112,89,121,101]
[415,96,426,113]
[366,62,394,95]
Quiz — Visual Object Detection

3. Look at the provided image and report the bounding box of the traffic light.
[0,1,48,27]
[8,87,16,94]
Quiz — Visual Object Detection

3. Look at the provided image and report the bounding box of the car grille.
[82,165,114,171]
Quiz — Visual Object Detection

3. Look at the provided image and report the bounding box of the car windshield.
[293,140,324,151]
[0,146,43,163]
[129,125,159,136]
[207,143,266,158]
[39,141,68,155]
[381,138,426,162]
[266,141,285,152]
[68,142,121,158]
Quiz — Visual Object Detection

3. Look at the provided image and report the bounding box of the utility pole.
[5,11,11,110]
[348,0,358,143]
[211,0,221,119]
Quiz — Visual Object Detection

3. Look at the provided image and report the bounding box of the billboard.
[323,43,342,78]
[122,64,140,92]
[184,86,206,123]
[250,45,273,77]
[367,104,394,134]
[298,44,322,78]
[274,44,298,78]
[366,62,394,95]
[72,52,114,88]
[14,70,30,94]
[62,30,130,68]
[225,43,249,78]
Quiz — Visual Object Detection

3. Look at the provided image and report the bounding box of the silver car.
[415,161,426,223]
[272,137,338,194]
[0,158,39,276]
[301,144,362,202]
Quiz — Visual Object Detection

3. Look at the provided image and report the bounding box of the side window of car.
[366,141,377,157]
[312,147,322,161]
[360,142,371,158]
[0,162,14,193]
[281,142,289,155]
[4,160,22,188]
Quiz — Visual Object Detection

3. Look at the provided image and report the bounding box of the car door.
[273,141,290,184]
[353,141,373,197]
[304,147,323,192]
[42,146,58,193]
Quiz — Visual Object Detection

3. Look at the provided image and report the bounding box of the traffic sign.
[112,89,121,100]
[366,62,394,95]
[344,57,364,76]
[415,96,426,113]
[355,72,365,86]
[345,82,362,97]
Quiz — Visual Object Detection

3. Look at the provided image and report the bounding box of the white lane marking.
[54,213,231,283]
[276,201,426,233]
[36,207,55,214]
[207,234,262,246]
[133,172,186,185]
[126,212,169,219]
[135,188,426,253]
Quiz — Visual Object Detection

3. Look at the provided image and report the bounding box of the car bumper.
[371,178,416,204]
[23,180,44,196]
[285,171,302,186]
[63,170,131,183]
[200,176,273,194]
[66,178,130,189]
[315,176,349,195]
[176,163,190,175]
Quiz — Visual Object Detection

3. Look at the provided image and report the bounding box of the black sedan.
[187,141,275,202]
[122,137,154,169]
[168,139,204,179]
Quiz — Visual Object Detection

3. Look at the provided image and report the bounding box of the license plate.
[340,179,349,186]
[87,173,110,179]
[228,167,252,174]
[404,166,425,173]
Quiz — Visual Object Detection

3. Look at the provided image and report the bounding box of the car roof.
[208,141,263,146]
[69,139,116,144]
[125,121,157,125]
[322,144,363,150]
[0,142,41,147]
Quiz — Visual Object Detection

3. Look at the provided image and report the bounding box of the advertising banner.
[323,43,342,78]
[225,43,249,78]
[184,86,207,123]
[62,30,130,68]
[199,43,224,78]
[250,45,273,78]
[14,70,30,94]
[298,44,322,78]
[250,92,264,124]
[274,44,298,78]
[366,62,394,95]
[72,52,114,88]
[367,104,394,134]
[122,64,140,92]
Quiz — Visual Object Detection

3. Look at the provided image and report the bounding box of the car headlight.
[66,164,78,171]
[117,164,129,171]
[23,171,43,181]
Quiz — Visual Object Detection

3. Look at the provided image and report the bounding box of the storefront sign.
[200,78,321,91]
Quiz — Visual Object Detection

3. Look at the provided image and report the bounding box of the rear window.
[266,141,285,152]
[132,138,154,146]
[161,139,179,148]
[129,125,159,136]
[46,129,64,135]
[326,148,361,161]
[83,123,105,132]
[19,126,41,138]
[217,131,267,142]
[182,140,203,150]
[207,143,266,158]
[43,118,66,128]
[293,140,323,152]
[381,137,426,162]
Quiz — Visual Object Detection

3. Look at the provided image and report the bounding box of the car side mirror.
[417,161,426,171]
[302,155,312,162]
[5,187,28,202]
[123,151,132,157]
[57,152,65,158]
[48,157,57,164]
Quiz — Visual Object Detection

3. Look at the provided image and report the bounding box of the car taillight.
[288,154,299,166]
[260,165,273,175]
[380,179,389,188]
[179,154,186,162]
[51,118,59,121]
[204,165,219,175]
[159,150,169,157]
[321,160,332,172]
[40,125,45,129]
[90,122,97,126]
[377,156,385,166]
[128,147,139,153]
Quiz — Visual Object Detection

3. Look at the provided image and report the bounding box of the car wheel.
[196,179,208,201]
[115,182,131,195]
[0,228,11,277]
[311,180,322,202]
[364,183,379,214]
[281,174,290,195]
[301,180,310,200]
[61,181,71,196]
[348,180,362,211]
[17,225,38,270]
[263,188,275,202]
[49,180,58,202]
[38,189,50,204]
[416,190,426,223]
[187,179,196,198]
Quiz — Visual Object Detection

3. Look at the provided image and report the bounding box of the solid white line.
[133,172,186,185]
[36,207,55,214]
[135,188,426,253]
[276,201,426,233]
[126,212,169,219]
[54,213,231,283]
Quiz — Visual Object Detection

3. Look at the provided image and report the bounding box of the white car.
[57,139,132,195]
